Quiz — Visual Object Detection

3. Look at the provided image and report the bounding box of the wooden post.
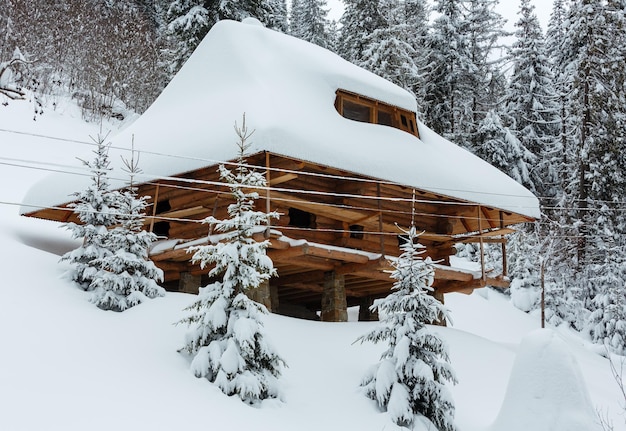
[500,211,507,277]
[358,296,378,321]
[149,182,160,233]
[478,205,486,281]
[265,152,272,239]
[377,183,385,256]
[246,280,273,312]
[178,271,201,294]
[321,270,347,322]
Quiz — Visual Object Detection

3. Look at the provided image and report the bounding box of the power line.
[0,126,555,203]
[1,152,541,214]
[8,198,620,243]
[5,127,626,214]
[4,154,626,223]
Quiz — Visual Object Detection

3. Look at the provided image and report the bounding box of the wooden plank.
[270,190,367,223]
[267,247,307,261]
[270,173,298,185]
[458,237,507,244]
[151,246,196,262]
[304,244,372,264]
[455,227,516,243]
[335,258,386,275]
[268,243,372,265]
[149,182,160,232]
[433,267,475,282]
[349,269,393,282]
[279,256,336,271]
[158,205,208,219]
[272,270,326,286]
[272,190,456,243]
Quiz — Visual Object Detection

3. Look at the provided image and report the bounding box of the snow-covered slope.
[0,97,624,431]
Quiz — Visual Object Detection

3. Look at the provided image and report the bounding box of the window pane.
[343,100,371,123]
[377,110,393,126]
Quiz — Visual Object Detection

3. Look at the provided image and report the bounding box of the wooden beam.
[434,267,475,282]
[268,243,372,265]
[304,245,371,264]
[270,190,367,223]
[335,258,386,275]
[270,173,298,186]
[149,182,160,233]
[500,211,508,277]
[153,260,193,274]
[482,206,497,229]
[457,237,507,244]
[454,227,516,243]
[158,205,208,219]
[349,269,393,282]
[280,282,324,294]
[272,270,326,286]
[267,247,307,262]
[278,256,337,271]
[273,190,455,243]
[151,246,196,262]
[252,233,291,250]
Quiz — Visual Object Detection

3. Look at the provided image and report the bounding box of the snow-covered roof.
[22,18,540,219]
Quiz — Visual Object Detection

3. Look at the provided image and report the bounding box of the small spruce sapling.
[357,194,457,430]
[178,116,285,405]
[89,141,165,311]
[61,135,121,289]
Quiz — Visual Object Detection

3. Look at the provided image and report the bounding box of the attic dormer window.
[335,89,419,138]
[343,100,371,123]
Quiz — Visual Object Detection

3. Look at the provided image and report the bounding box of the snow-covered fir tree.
[358,220,457,430]
[163,0,214,74]
[507,227,541,313]
[589,249,626,355]
[89,145,165,311]
[0,46,31,103]
[61,137,121,290]
[557,0,626,328]
[338,0,386,65]
[545,0,571,198]
[164,0,287,75]
[178,118,285,404]
[420,0,471,140]
[475,109,535,192]
[461,0,508,150]
[289,0,334,50]
[503,0,559,201]
[403,0,430,111]
[359,0,420,93]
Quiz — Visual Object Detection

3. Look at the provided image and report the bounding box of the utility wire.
[0,126,582,203]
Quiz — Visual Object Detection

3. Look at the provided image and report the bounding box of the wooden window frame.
[334,89,419,138]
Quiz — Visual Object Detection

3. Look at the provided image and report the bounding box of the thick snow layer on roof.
[22,18,539,219]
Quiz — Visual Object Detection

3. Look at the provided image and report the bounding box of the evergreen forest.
[3,0,626,355]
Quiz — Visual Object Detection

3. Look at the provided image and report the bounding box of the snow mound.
[490,329,602,431]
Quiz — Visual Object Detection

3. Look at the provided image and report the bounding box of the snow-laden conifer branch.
[178,116,284,405]
[357,203,457,430]
[61,134,164,310]
[0,48,32,101]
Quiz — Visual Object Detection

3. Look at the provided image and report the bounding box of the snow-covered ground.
[1,97,624,431]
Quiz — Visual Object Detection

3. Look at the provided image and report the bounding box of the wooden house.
[21,18,540,321]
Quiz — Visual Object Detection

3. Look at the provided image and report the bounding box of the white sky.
[327,0,555,31]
